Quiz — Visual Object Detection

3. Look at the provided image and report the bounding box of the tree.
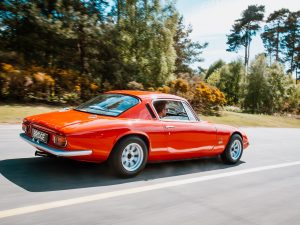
[207,60,244,105]
[221,60,244,105]
[108,0,178,88]
[243,54,295,113]
[173,16,208,74]
[282,11,300,73]
[205,59,225,79]
[0,0,33,62]
[243,54,269,112]
[0,0,109,74]
[226,5,265,69]
[261,8,290,64]
[264,63,292,113]
[1,0,207,101]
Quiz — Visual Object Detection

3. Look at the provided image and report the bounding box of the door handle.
[165,125,175,129]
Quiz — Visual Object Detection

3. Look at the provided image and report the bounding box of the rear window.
[75,94,139,116]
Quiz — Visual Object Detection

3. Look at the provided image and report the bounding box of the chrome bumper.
[19,133,92,157]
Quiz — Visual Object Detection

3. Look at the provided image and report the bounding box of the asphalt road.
[0,125,300,225]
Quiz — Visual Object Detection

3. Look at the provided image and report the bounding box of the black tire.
[109,136,148,178]
[221,134,243,164]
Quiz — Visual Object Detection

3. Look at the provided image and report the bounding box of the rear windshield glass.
[75,94,139,116]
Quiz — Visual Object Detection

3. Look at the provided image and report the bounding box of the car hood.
[25,109,118,131]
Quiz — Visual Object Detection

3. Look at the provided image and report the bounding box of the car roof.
[106,90,186,101]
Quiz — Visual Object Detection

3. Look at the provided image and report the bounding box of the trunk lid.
[26,109,117,131]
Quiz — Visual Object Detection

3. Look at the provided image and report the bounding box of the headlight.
[53,134,67,147]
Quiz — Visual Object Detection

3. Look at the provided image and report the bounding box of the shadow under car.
[0,156,244,192]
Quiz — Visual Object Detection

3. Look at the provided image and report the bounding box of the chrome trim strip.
[19,133,92,157]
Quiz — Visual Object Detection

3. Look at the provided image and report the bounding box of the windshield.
[75,94,140,116]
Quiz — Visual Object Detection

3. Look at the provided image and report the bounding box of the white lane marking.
[1,161,300,219]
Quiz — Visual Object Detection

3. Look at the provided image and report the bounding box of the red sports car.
[20,90,249,177]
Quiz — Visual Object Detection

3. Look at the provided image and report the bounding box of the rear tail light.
[53,135,67,147]
[22,124,28,133]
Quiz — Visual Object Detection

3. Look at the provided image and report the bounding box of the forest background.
[0,0,299,116]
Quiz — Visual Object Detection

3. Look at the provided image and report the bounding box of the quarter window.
[182,102,198,121]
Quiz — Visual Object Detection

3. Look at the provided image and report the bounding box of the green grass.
[0,104,62,124]
[201,111,300,128]
[0,104,300,127]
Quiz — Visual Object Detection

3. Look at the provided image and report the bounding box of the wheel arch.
[109,132,150,158]
[231,131,243,140]
[223,131,243,149]
[221,131,244,164]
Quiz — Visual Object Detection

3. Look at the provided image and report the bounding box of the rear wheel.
[109,136,148,177]
[221,134,243,164]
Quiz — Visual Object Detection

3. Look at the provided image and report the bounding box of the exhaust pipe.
[35,151,56,158]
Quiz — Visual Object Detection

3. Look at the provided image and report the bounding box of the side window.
[153,100,189,121]
[182,102,198,121]
[153,100,168,119]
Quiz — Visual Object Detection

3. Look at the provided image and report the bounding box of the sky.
[176,0,300,69]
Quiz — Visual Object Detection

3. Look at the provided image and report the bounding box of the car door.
[155,100,217,159]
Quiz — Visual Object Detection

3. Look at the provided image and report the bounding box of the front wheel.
[221,134,243,164]
[109,136,148,177]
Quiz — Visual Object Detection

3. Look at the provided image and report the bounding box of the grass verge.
[201,111,300,128]
[0,104,62,124]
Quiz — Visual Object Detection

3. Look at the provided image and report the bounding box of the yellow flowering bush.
[2,63,19,73]
[192,81,226,115]
[157,85,171,94]
[170,78,189,93]
[90,83,99,91]
[0,63,97,103]
[157,77,226,115]
[1,63,28,100]
[0,62,226,111]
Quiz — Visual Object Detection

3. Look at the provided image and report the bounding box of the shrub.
[243,55,299,114]
[127,81,144,90]
[192,81,226,115]
[157,77,226,115]
[157,85,171,93]
[0,63,97,104]
[283,83,300,114]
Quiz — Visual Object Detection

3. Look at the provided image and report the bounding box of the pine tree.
[226,5,265,69]
[261,9,290,64]
[282,11,300,73]
[173,16,208,74]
